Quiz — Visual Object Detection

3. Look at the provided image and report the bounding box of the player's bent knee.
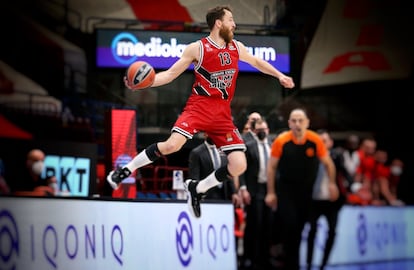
[228,162,247,177]
[227,152,247,176]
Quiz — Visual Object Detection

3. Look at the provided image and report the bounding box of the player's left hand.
[279,75,295,89]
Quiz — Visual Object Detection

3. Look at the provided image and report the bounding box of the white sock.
[196,171,220,194]
[124,150,152,172]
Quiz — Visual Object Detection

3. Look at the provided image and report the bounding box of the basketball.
[125,61,155,90]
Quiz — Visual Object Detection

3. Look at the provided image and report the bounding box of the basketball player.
[107,5,295,218]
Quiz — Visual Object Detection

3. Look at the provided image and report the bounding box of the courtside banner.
[301,0,413,89]
[299,205,414,266]
[0,197,236,270]
[95,29,290,73]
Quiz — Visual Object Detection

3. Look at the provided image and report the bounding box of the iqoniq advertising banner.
[0,197,237,270]
[2,197,414,270]
[299,206,414,266]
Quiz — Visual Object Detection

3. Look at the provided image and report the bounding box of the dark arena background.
[1,0,413,269]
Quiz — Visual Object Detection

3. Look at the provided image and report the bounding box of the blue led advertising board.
[96,29,290,73]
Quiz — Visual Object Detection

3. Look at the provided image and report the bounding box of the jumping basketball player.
[107,5,295,218]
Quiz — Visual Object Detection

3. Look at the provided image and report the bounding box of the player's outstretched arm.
[152,42,199,88]
[123,42,199,90]
[237,41,295,89]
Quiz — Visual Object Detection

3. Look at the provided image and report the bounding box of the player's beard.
[219,27,234,45]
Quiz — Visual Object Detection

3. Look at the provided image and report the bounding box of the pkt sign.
[44,155,91,196]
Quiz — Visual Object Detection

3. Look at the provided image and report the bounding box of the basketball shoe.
[107,167,131,189]
[184,179,203,218]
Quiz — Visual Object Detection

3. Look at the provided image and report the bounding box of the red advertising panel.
[106,109,137,198]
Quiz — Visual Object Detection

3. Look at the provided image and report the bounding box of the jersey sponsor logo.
[210,70,235,90]
[228,44,237,51]
[204,43,213,52]
[306,147,315,157]
[226,133,233,142]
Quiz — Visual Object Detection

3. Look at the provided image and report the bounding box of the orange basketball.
[125,61,155,91]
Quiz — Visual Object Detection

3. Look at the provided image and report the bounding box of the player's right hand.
[123,76,133,89]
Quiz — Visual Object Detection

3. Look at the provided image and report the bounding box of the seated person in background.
[389,158,404,199]
[348,137,376,205]
[371,150,404,206]
[342,134,360,188]
[13,149,57,197]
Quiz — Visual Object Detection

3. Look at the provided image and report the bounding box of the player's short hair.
[206,6,232,29]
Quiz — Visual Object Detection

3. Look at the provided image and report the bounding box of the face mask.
[257,131,267,141]
[390,166,402,176]
[32,160,44,175]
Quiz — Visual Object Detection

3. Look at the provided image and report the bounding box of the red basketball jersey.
[171,37,245,150]
[192,37,240,101]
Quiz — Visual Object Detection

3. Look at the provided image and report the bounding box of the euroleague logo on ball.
[125,61,155,91]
